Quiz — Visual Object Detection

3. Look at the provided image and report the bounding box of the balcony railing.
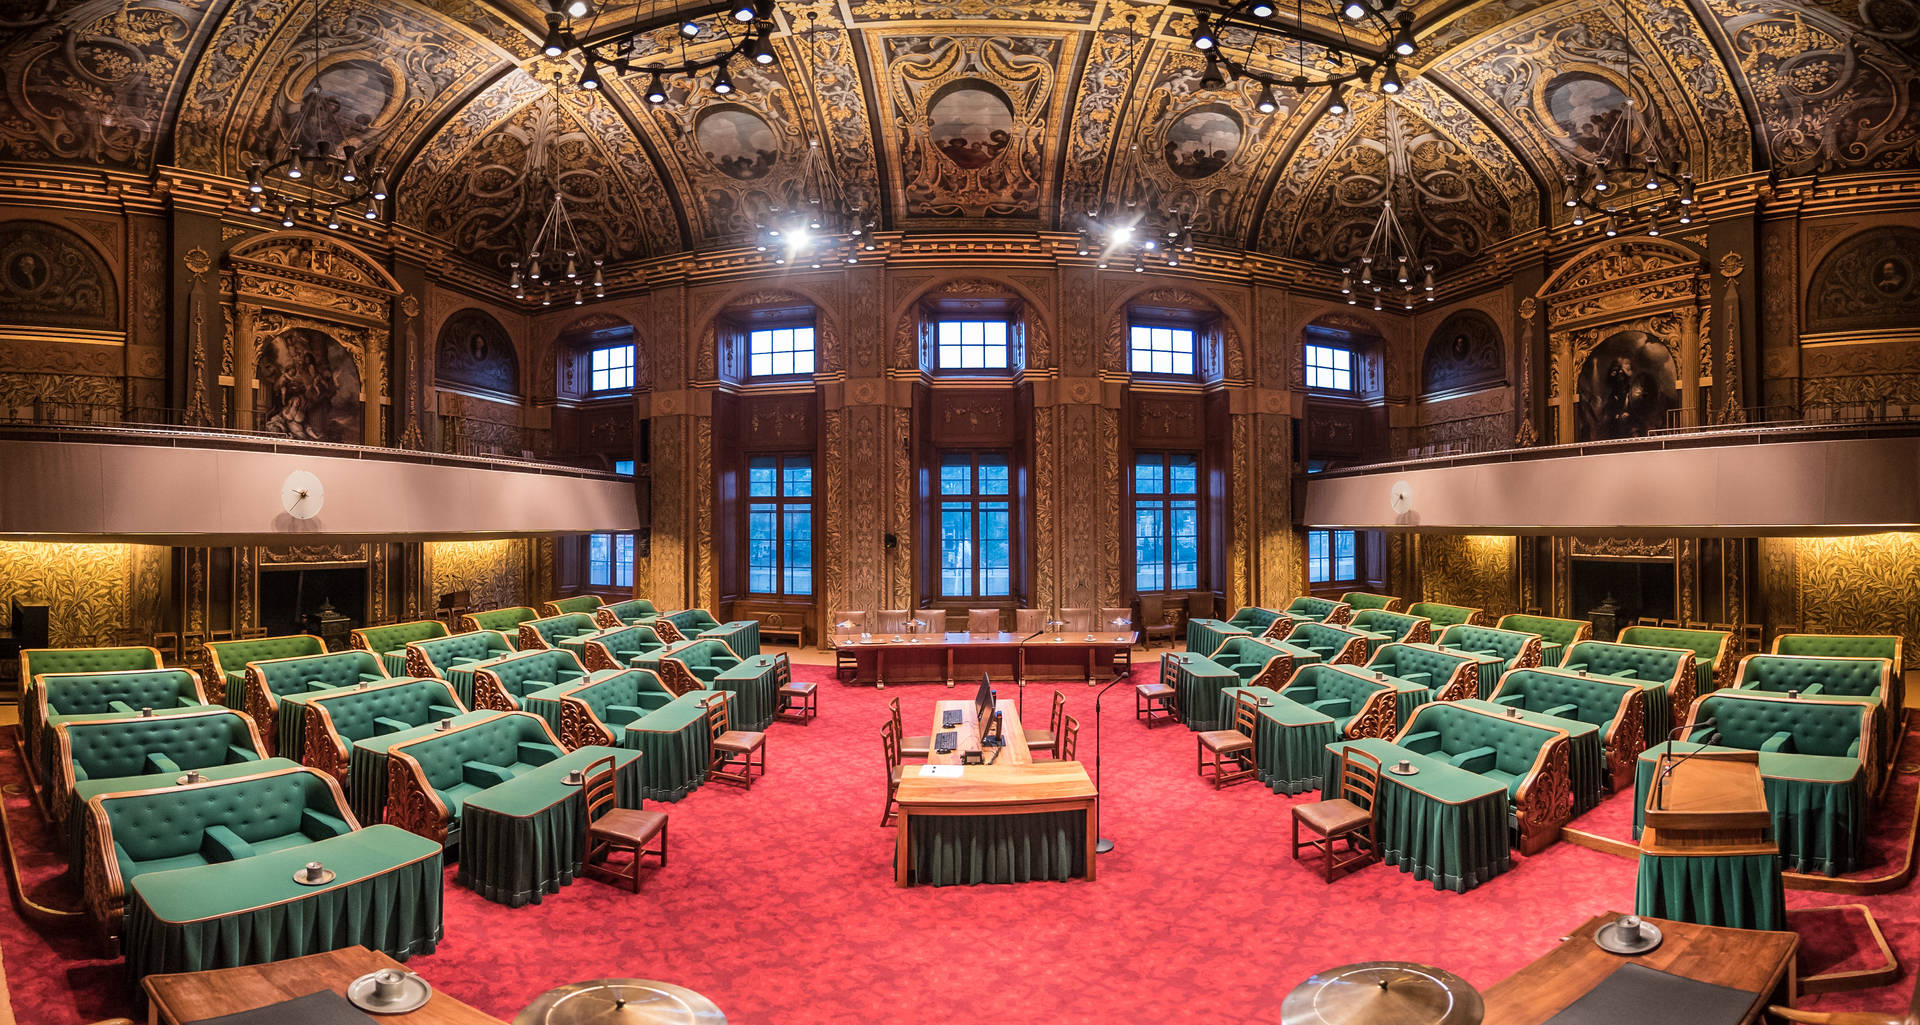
[437,413,551,461]
[1659,400,1920,433]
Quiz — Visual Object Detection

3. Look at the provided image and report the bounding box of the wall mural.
[0,221,119,330]
[1576,329,1679,440]
[1806,226,1920,333]
[1163,107,1241,179]
[427,538,530,613]
[254,321,363,443]
[1421,308,1505,394]
[882,35,1061,219]
[435,307,519,395]
[697,107,780,180]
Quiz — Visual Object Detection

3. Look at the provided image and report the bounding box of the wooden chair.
[1138,595,1179,649]
[1059,608,1094,632]
[1014,608,1045,633]
[772,653,817,724]
[704,696,767,788]
[1136,657,1179,727]
[1196,695,1259,788]
[889,696,931,760]
[832,611,869,679]
[967,608,1000,634]
[1025,690,1065,756]
[1291,745,1382,882]
[881,720,903,827]
[874,609,910,635]
[580,754,668,892]
[1771,965,1920,1024]
[1099,606,1134,674]
[915,609,947,634]
[1057,715,1080,761]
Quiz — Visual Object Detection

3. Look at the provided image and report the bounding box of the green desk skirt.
[124,825,443,980]
[1540,641,1564,667]
[1222,687,1336,795]
[1635,850,1786,930]
[714,656,781,731]
[223,671,247,709]
[1634,680,1675,747]
[1464,655,1505,698]
[1387,680,1438,729]
[348,711,499,824]
[445,665,480,707]
[1458,699,1605,814]
[1632,745,1866,875]
[1186,620,1249,656]
[66,758,294,875]
[1165,655,1239,731]
[276,687,349,760]
[904,810,1087,886]
[1320,738,1511,893]
[622,691,724,802]
[458,746,643,907]
[704,621,762,658]
[380,651,408,677]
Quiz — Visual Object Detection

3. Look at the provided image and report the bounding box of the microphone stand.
[1653,718,1718,810]
[1092,667,1130,854]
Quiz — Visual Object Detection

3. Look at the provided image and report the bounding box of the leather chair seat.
[716,729,765,753]
[1024,728,1056,750]
[1135,682,1174,697]
[1294,797,1369,834]
[593,806,668,844]
[901,734,932,758]
[1197,729,1252,754]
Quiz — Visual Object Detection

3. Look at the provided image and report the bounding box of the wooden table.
[1020,631,1139,684]
[892,697,1098,886]
[142,945,504,1025]
[1480,910,1797,1025]
[846,632,1030,687]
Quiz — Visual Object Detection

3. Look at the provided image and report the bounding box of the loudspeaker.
[10,600,49,650]
[883,533,898,550]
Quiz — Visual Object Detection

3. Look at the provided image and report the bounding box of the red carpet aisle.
[2,662,1915,1024]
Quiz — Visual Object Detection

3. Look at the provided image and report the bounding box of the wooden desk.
[846,632,1029,687]
[142,946,504,1025]
[1021,631,1139,684]
[892,698,1097,886]
[1480,910,1797,1025]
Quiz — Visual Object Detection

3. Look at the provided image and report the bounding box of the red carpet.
[3,663,1915,1024]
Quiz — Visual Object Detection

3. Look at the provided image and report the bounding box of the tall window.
[1307,529,1358,584]
[1134,453,1200,592]
[588,533,635,588]
[1304,343,1352,391]
[746,455,812,595]
[938,451,1011,597]
[614,460,635,476]
[935,319,1009,371]
[748,326,815,377]
[1129,324,1196,376]
[590,343,635,392]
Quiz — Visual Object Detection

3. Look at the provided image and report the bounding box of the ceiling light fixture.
[1187,0,1421,104]
[1558,0,1697,240]
[542,0,783,105]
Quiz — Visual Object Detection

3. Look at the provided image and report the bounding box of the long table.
[892,697,1098,886]
[844,631,1136,687]
[144,946,506,1025]
[1320,737,1511,893]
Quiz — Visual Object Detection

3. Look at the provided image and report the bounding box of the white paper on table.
[917,765,963,778]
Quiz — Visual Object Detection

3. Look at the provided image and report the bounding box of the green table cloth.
[347,710,499,825]
[703,620,762,658]
[65,758,295,875]
[379,650,408,677]
[1222,686,1336,795]
[1632,744,1866,875]
[123,824,443,980]
[1376,674,1438,728]
[904,809,1086,886]
[457,745,643,907]
[221,671,247,709]
[623,690,726,802]
[520,684,571,735]
[445,663,483,707]
[1164,654,1240,731]
[713,655,781,731]
[1185,619,1249,656]
[1541,641,1563,667]
[276,684,369,761]
[1635,850,1786,930]
[1459,652,1505,698]
[1457,698,1605,814]
[1319,737,1512,893]
[1355,630,1394,658]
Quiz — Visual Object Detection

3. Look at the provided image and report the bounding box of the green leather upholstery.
[1437,624,1543,675]
[1492,667,1645,788]
[1496,615,1591,667]
[551,669,678,746]
[472,649,591,711]
[1208,636,1316,689]
[302,679,467,779]
[1407,602,1484,628]
[1278,664,1397,738]
[1395,700,1573,854]
[1617,625,1734,696]
[1563,640,1695,687]
[658,639,745,695]
[1224,607,1282,633]
[1694,692,1870,761]
[1340,592,1403,612]
[1350,609,1431,644]
[1365,643,1483,702]
[22,646,163,695]
[1736,653,1895,776]
[463,607,538,643]
[206,635,327,705]
[351,621,449,668]
[244,651,388,755]
[384,712,564,846]
[518,613,604,651]
[1771,634,1905,714]
[31,669,210,786]
[546,594,604,616]
[53,709,264,824]
[1282,597,1352,625]
[580,624,671,672]
[1284,622,1372,665]
[595,598,660,629]
[406,630,514,679]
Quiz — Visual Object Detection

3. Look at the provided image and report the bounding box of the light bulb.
[645,72,667,104]
[1326,86,1348,116]
[1250,0,1275,14]
[1256,84,1278,115]
[542,23,566,58]
[1342,0,1368,20]
[1191,16,1215,50]
[750,33,775,65]
[565,0,594,18]
[713,64,733,95]
[729,0,755,21]
[363,197,379,220]
[370,172,388,201]
[1380,63,1403,94]
[286,154,303,179]
[579,57,601,91]
[1394,20,1416,56]
[680,19,701,37]
[248,164,265,193]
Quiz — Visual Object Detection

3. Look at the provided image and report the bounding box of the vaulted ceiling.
[3,0,1915,280]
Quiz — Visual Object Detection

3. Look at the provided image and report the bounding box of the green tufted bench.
[1490,667,1645,791]
[517,612,606,654]
[52,708,265,829]
[81,764,361,941]
[657,639,746,696]
[462,607,538,645]
[20,646,169,726]
[1340,592,1403,612]
[548,669,680,748]
[351,621,450,677]
[1395,700,1574,855]
[594,598,660,629]
[1224,607,1283,635]
[555,672,729,802]
[1496,614,1591,668]
[473,648,594,712]
[1280,622,1374,666]
[244,650,389,757]
[543,594,605,616]
[1365,643,1484,704]
[1617,625,1735,697]
[29,668,212,790]
[661,610,761,657]
[1350,609,1432,645]
[405,630,516,702]
[1735,653,1895,785]
[1279,664,1399,741]
[205,635,327,708]
[1408,602,1488,628]
[1437,624,1545,681]
[383,711,567,848]
[1772,634,1906,720]
[579,624,672,672]
[1208,636,1320,692]
[1562,640,1699,745]
[1635,692,1871,876]
[295,678,467,782]
[1283,596,1354,627]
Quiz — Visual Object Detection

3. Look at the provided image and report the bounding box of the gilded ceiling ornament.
[880,34,1062,219]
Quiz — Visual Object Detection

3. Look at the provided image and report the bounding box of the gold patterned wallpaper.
[1419,534,1519,619]
[0,541,166,647]
[426,539,534,614]
[1774,532,1920,669]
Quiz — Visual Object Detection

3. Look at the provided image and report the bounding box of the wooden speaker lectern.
[1641,749,1774,856]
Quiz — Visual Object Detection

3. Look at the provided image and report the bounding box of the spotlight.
[1342,0,1368,20]
[1111,223,1133,244]
[645,71,667,104]
[1422,265,1435,291]
[1191,16,1215,50]
[1570,210,1586,226]
[1592,158,1611,192]
[592,260,604,288]
[1200,55,1226,90]
[542,20,567,57]
[729,0,755,21]
[370,172,389,201]
[712,63,733,95]
[1379,63,1403,94]
[1561,175,1579,207]
[340,151,358,183]
[1603,215,1618,238]
[579,56,601,90]
[680,19,701,36]
[286,153,303,179]
[564,0,594,18]
[750,32,776,64]
[247,196,263,214]
[1677,209,1693,225]
[574,288,584,305]
[1393,16,1416,56]
[1179,232,1194,253]
[325,210,342,230]
[1256,83,1278,115]
[1250,0,1275,14]
[1640,158,1660,190]
[1326,85,1348,116]
[1340,271,1352,295]
[1646,216,1661,237]
[363,197,379,220]
[248,163,265,193]
[279,204,295,228]
[1678,175,1696,205]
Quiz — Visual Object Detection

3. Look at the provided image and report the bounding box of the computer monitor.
[973,674,994,731]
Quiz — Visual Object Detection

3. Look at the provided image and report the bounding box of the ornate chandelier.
[1557,0,1696,238]
[509,83,602,306]
[1186,0,1418,108]
[1341,104,1434,310]
[534,0,779,99]
[752,13,876,267]
[1076,196,1196,272]
[243,0,390,228]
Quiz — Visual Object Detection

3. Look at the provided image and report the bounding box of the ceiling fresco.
[1,0,1914,279]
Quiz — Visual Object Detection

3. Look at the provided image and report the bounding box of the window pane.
[1134,455,1164,495]
[749,326,816,378]
[940,502,973,597]
[748,457,777,498]
[614,534,635,588]
[588,533,612,587]
[1168,453,1198,495]
[783,508,812,595]
[1129,324,1197,376]
[1306,344,1353,391]
[1307,530,1331,583]
[977,453,1009,496]
[747,505,778,593]
[936,320,1009,371]
[939,453,972,495]
[1170,500,1199,589]
[1334,530,1357,582]
[1135,503,1166,593]
[979,501,1010,596]
[782,458,812,497]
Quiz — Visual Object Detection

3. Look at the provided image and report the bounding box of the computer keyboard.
[934,731,958,753]
[942,710,963,728]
